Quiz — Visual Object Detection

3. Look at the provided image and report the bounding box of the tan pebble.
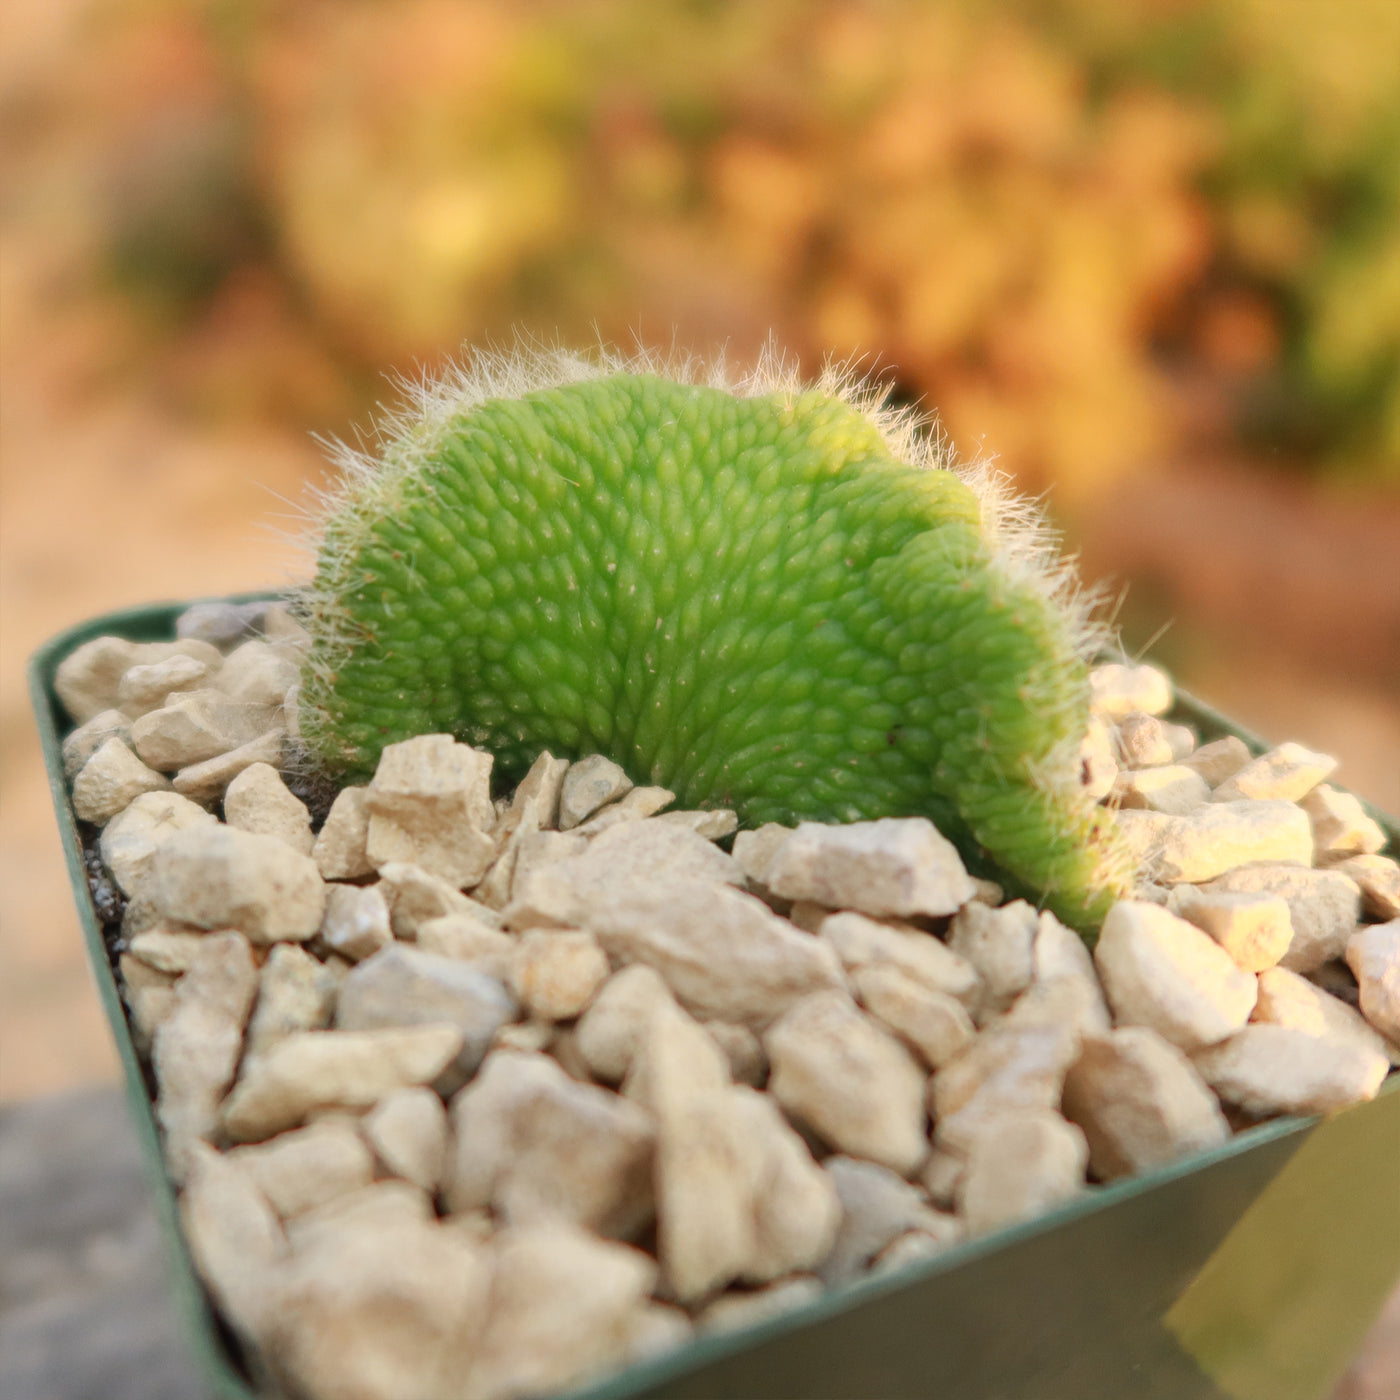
[1114,714,1175,768]
[1179,735,1252,787]
[224,762,314,854]
[1346,922,1400,1044]
[557,754,633,829]
[312,787,374,880]
[1169,887,1293,973]
[1113,765,1211,816]
[509,929,611,1022]
[1301,785,1388,859]
[173,731,285,805]
[1211,741,1338,804]
[118,653,214,718]
[72,738,171,824]
[1089,663,1172,719]
[62,709,133,779]
[958,1112,1087,1235]
[1324,854,1400,921]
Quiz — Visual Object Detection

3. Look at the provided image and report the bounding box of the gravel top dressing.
[47,351,1400,1400]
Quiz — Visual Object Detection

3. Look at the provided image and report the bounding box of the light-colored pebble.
[655,808,739,840]
[1302,785,1388,859]
[699,1278,824,1335]
[1077,717,1118,802]
[1112,765,1211,815]
[214,640,300,708]
[574,966,676,1084]
[851,964,976,1070]
[244,943,339,1061]
[1179,735,1252,787]
[1161,722,1197,761]
[1114,800,1313,885]
[62,708,133,779]
[1061,1027,1229,1180]
[230,1118,375,1219]
[415,913,515,979]
[509,929,611,1022]
[765,990,928,1176]
[312,786,374,880]
[361,1086,449,1193]
[375,861,478,937]
[222,1025,465,1142]
[947,899,1037,1020]
[1093,901,1257,1051]
[570,784,678,837]
[1346,922,1400,1044]
[286,1178,435,1251]
[1211,741,1338,804]
[917,1148,965,1210]
[819,909,981,1005]
[153,931,258,1182]
[126,928,207,975]
[818,1156,953,1285]
[335,944,517,1092]
[1200,864,1362,974]
[702,1020,768,1087]
[319,883,392,962]
[447,1050,655,1238]
[1323,855,1400,922]
[557,754,634,830]
[223,762,314,854]
[958,1111,1087,1235]
[55,636,142,723]
[118,652,216,717]
[119,953,178,1050]
[1169,887,1294,973]
[151,822,325,942]
[175,599,269,649]
[1089,662,1172,718]
[72,738,171,824]
[98,789,218,900]
[172,730,285,805]
[730,823,797,889]
[765,817,976,919]
[1114,713,1175,768]
[131,690,272,772]
[1192,1023,1388,1116]
[1254,965,1392,1061]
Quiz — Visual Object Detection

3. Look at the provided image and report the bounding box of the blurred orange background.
[2,0,1398,1107]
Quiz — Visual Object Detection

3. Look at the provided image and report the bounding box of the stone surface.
[375,862,478,937]
[1327,855,1400,921]
[61,708,134,779]
[118,953,178,1049]
[361,1087,449,1194]
[1113,764,1211,815]
[766,991,928,1175]
[702,1020,769,1088]
[230,1118,375,1219]
[571,785,678,837]
[364,735,496,887]
[818,1156,952,1285]
[55,636,142,723]
[415,913,516,979]
[509,929,611,1022]
[656,808,740,840]
[576,966,677,1084]
[285,1179,435,1251]
[468,1224,656,1400]
[172,730,285,805]
[1192,1023,1389,1116]
[1089,662,1172,718]
[152,931,258,1181]
[98,790,218,900]
[1029,911,1112,1032]
[1347,922,1400,1044]
[1115,801,1314,886]
[245,943,339,1061]
[223,762,314,854]
[765,818,976,918]
[1114,713,1175,768]
[958,1111,1087,1235]
[1303,786,1388,859]
[212,640,299,709]
[474,752,572,907]
[1094,901,1258,1051]
[336,944,517,1092]
[72,739,171,824]
[130,690,269,772]
[1061,1027,1229,1180]
[446,1050,655,1238]
[558,754,634,829]
[699,1278,824,1335]
[1212,741,1338,804]
[222,1025,465,1141]
[1201,865,1363,974]
[117,653,215,717]
[312,787,375,880]
[731,822,797,889]
[175,598,270,648]
[1169,887,1294,973]
[820,909,981,1005]
[1255,965,1393,1061]
[851,964,976,1070]
[947,899,1038,1020]
[125,929,206,975]
[319,882,393,963]
[150,823,325,942]
[1179,735,1252,787]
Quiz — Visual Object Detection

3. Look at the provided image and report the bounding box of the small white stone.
[1200,864,1362,973]
[699,1278,824,1335]
[222,1025,465,1142]
[319,883,392,962]
[947,899,1037,1020]
[151,823,325,942]
[765,990,929,1176]
[1169,887,1293,972]
[154,931,258,1181]
[119,953,178,1050]
[509,929,611,1022]
[1089,662,1172,718]
[655,808,739,840]
[446,1050,655,1238]
[230,1118,375,1219]
[172,730,284,805]
[361,1086,449,1193]
[98,790,218,900]
[1113,765,1211,816]
[223,762,314,854]
[62,708,133,778]
[1025,910,1111,1035]
[375,861,478,937]
[818,1155,953,1285]
[819,910,981,1005]
[126,928,207,974]
[575,965,677,1084]
[571,784,678,837]
[917,1147,965,1210]
[130,689,273,772]
[558,754,634,829]
[312,787,374,880]
[244,942,339,1060]
[1211,741,1338,804]
[1114,713,1175,768]
[1325,855,1400,921]
[260,603,312,652]
[873,1224,964,1275]
[1179,735,1252,787]
[958,1111,1087,1235]
[175,599,268,649]
[1192,1023,1388,1116]
[1114,800,1313,885]
[214,640,300,707]
[1061,1027,1229,1180]
[72,738,171,824]
[1094,901,1257,1051]
[765,818,976,919]
[286,1178,435,1250]
[1346,922,1400,1044]
[1301,785,1388,859]
[731,823,798,889]
[415,913,515,979]
[55,636,142,723]
[118,652,216,717]
[851,964,976,1070]
[1161,722,1197,761]
[1254,965,1392,1061]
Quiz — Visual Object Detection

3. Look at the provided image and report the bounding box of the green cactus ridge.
[298,352,1127,927]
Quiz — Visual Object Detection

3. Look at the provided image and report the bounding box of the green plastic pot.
[29,594,1400,1400]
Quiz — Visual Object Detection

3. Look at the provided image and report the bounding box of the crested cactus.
[295,347,1129,929]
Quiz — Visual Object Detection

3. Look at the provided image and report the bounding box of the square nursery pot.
[30,594,1400,1400]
